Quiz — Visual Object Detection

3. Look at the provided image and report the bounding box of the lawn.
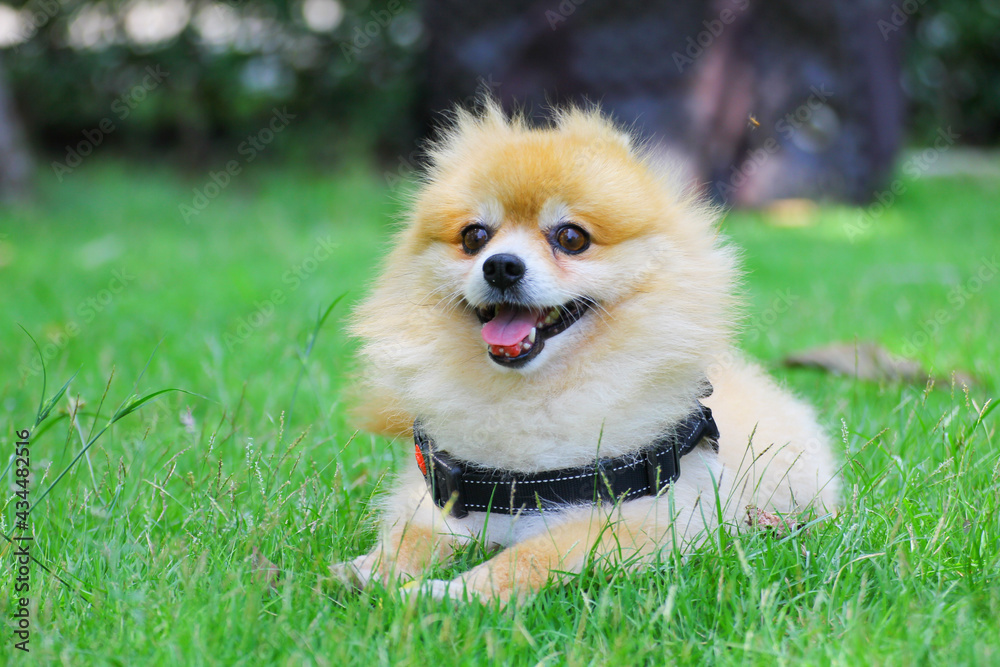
[0,156,998,665]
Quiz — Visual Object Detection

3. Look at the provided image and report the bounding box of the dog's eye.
[461,225,491,254]
[554,224,590,254]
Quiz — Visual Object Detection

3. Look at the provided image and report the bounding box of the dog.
[334,100,840,604]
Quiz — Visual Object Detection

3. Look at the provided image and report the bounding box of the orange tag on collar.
[414,444,427,476]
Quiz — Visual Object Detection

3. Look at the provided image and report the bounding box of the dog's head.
[353,101,738,431]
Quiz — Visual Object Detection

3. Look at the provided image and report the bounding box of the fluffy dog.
[335,101,839,603]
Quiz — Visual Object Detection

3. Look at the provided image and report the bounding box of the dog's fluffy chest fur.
[403,345,710,472]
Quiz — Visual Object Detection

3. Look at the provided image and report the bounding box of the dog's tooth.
[522,341,532,352]
[528,327,536,343]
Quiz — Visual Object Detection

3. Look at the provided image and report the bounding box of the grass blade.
[36,370,80,426]
[287,293,347,428]
[112,388,208,423]
[30,387,204,514]
[964,398,997,440]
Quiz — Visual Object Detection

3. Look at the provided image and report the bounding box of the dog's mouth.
[474,298,592,368]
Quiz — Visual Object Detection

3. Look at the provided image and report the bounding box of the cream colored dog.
[335,101,840,604]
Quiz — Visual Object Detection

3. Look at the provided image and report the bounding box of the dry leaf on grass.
[251,546,281,591]
[745,506,798,538]
[783,340,975,387]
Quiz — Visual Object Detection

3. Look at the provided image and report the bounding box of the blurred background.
[0,0,998,206]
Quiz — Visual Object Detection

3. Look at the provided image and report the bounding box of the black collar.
[413,403,720,518]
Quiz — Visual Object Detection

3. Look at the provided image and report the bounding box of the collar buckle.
[415,423,468,518]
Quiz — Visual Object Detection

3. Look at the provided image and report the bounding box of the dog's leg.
[330,476,466,590]
[331,524,451,590]
[415,483,720,605]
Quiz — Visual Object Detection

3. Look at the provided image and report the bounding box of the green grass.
[0,157,998,665]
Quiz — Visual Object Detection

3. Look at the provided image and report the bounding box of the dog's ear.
[554,106,635,155]
[426,96,523,177]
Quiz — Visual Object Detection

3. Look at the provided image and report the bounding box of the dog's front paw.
[399,578,460,602]
[399,578,487,603]
[329,553,377,590]
[398,574,518,605]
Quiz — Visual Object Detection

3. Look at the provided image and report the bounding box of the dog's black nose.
[482,253,526,289]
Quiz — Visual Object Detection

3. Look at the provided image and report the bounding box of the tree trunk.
[0,54,33,203]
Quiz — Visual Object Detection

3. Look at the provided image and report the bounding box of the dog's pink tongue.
[481,305,538,346]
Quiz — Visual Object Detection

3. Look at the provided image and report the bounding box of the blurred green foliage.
[0,0,997,165]
[901,0,1000,145]
[3,0,424,162]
